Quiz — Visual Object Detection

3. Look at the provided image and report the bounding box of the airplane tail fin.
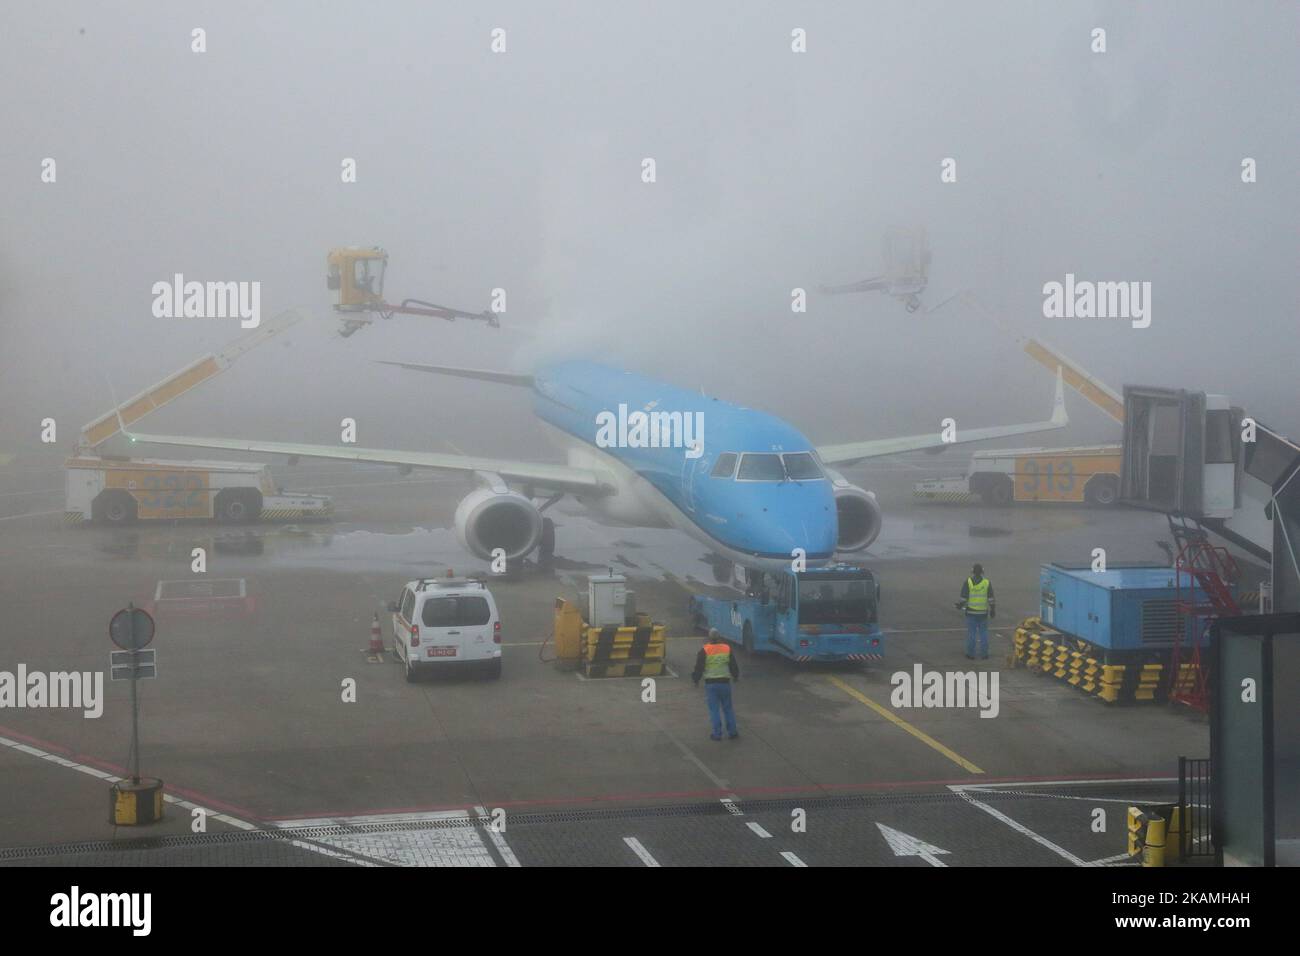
[1051,365,1068,426]
[375,361,535,388]
[1024,337,1124,423]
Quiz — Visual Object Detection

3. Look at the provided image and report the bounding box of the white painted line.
[1089,852,1135,866]
[0,731,377,864]
[972,791,1163,805]
[277,810,494,867]
[720,797,744,816]
[0,487,61,499]
[475,805,522,867]
[951,787,1089,866]
[573,667,678,681]
[781,851,807,867]
[646,716,730,791]
[279,837,381,866]
[746,822,773,839]
[275,810,474,828]
[165,795,258,832]
[624,836,660,867]
[0,509,62,522]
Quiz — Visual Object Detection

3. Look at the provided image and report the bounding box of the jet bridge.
[1120,385,1300,612]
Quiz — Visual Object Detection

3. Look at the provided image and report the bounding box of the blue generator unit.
[1038,564,1209,654]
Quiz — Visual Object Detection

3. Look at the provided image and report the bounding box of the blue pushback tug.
[688,564,884,663]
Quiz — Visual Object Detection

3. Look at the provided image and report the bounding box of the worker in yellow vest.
[955,563,996,659]
[692,629,740,740]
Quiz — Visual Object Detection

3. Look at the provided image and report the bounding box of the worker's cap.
[707,628,721,639]
[972,563,984,575]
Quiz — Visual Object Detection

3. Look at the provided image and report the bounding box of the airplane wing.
[374,361,535,387]
[121,431,612,495]
[817,368,1068,466]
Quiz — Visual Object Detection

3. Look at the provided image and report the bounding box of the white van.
[389,577,503,681]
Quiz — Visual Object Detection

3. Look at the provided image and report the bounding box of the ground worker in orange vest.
[955,562,996,659]
[692,628,740,740]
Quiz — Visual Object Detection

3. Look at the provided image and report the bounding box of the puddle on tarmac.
[83,518,725,587]
[967,526,1013,538]
[74,503,1166,586]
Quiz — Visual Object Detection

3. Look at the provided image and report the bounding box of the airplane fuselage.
[530,361,839,571]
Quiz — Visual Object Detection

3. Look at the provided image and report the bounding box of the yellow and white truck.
[913,333,1127,507]
[65,456,331,524]
[914,444,1122,506]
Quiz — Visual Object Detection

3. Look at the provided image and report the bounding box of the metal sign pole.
[130,651,140,783]
[128,602,141,784]
[107,601,160,824]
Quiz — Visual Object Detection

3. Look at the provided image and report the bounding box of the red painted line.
[0,724,75,754]
[3,725,1173,824]
[0,723,264,822]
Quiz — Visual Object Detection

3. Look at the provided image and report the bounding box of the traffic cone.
[369,613,384,654]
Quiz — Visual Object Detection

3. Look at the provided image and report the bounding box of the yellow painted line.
[826,674,984,775]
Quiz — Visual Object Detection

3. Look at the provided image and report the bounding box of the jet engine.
[454,487,544,560]
[833,485,883,552]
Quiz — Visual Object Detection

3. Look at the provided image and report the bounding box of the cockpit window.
[737,453,786,481]
[710,453,738,478]
[782,452,823,480]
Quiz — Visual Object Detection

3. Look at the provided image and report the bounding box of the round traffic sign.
[109,606,155,650]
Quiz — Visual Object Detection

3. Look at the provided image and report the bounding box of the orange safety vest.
[703,642,732,680]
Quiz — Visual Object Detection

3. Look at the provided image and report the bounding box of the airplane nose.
[757,497,837,558]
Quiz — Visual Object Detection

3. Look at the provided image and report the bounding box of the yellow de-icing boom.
[1021,338,1125,424]
[932,291,1125,424]
[80,308,306,449]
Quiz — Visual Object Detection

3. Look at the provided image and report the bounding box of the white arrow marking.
[875,822,950,867]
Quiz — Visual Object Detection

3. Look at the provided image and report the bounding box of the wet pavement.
[1,782,1181,867]
[0,451,1226,864]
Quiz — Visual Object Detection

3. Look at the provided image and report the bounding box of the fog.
[3,1,1297,465]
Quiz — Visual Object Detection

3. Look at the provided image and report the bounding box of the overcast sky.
[2,1,1297,461]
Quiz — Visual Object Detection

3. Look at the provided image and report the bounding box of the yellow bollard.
[552,598,585,669]
[1127,806,1143,857]
[109,778,165,826]
[1166,806,1183,863]
[1142,816,1166,867]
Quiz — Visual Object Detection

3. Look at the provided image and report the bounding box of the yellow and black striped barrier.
[64,511,85,524]
[1013,618,1203,705]
[912,490,980,503]
[583,620,666,678]
[1128,804,1185,866]
[259,508,317,520]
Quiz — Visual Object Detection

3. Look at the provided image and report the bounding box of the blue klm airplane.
[126,359,1066,573]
